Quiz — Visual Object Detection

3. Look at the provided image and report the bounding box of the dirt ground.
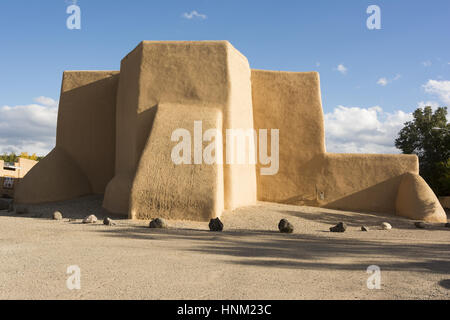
[0,195,448,300]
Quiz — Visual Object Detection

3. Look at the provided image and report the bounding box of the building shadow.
[277,208,449,231]
[98,226,450,275]
[0,195,126,220]
[438,279,450,290]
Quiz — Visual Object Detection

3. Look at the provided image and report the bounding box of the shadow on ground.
[277,208,449,232]
[438,279,450,290]
[0,195,127,220]
[2,196,449,279]
[98,226,450,276]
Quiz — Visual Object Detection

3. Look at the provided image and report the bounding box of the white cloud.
[423,79,450,105]
[377,78,388,86]
[33,96,58,108]
[377,74,401,87]
[335,64,347,75]
[422,60,432,67]
[182,10,207,20]
[324,105,413,154]
[0,97,58,156]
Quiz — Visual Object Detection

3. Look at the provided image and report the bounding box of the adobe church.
[15,41,446,223]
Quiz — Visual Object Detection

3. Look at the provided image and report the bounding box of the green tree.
[395,106,450,196]
[1,152,42,163]
[0,152,18,163]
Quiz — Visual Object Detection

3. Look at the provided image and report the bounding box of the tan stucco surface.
[130,104,224,220]
[15,71,118,203]
[319,153,419,214]
[251,69,445,222]
[15,147,91,203]
[104,41,256,219]
[0,158,37,179]
[14,41,446,222]
[396,173,447,222]
[252,70,325,204]
[1,158,37,198]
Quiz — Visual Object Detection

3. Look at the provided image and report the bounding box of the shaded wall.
[15,71,118,204]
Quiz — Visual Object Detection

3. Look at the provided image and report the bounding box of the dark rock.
[149,218,168,229]
[53,211,63,220]
[208,218,223,232]
[361,226,369,232]
[7,202,14,212]
[414,222,427,229]
[103,217,116,226]
[330,222,347,233]
[278,219,294,233]
[444,223,450,228]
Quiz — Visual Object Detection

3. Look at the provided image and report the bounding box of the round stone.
[103,217,116,226]
[414,222,427,229]
[381,222,392,230]
[82,214,98,224]
[53,211,63,220]
[208,218,223,232]
[330,222,347,233]
[149,218,168,229]
[278,219,294,233]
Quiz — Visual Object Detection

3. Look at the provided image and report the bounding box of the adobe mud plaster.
[15,41,447,223]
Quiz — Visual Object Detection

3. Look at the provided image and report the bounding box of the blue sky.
[0,0,449,155]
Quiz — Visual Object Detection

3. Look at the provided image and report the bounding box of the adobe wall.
[318,153,418,213]
[396,173,447,222]
[0,158,37,179]
[104,41,257,219]
[251,70,325,205]
[0,160,8,178]
[0,160,20,179]
[0,160,9,177]
[130,104,224,220]
[15,71,119,204]
[14,40,445,223]
[251,69,445,221]
[17,158,38,178]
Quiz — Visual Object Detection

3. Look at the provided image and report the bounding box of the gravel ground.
[0,195,449,300]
